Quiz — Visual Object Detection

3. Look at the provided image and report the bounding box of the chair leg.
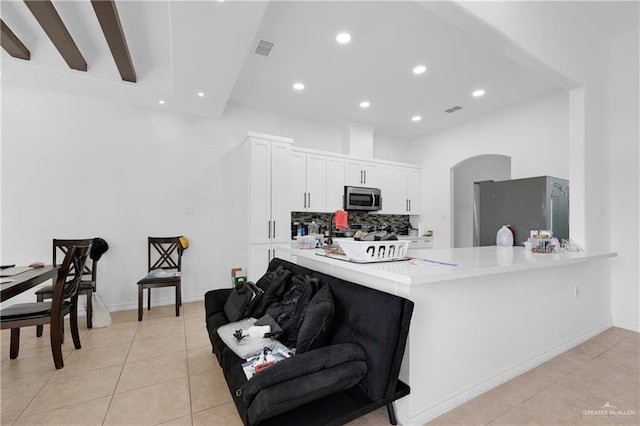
[387,402,398,425]
[147,288,151,311]
[70,298,82,350]
[138,285,143,321]
[60,317,65,345]
[85,290,93,329]
[10,328,20,359]
[36,293,44,337]
[175,283,180,317]
[50,319,64,369]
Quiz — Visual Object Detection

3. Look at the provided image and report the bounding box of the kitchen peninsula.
[286,245,616,425]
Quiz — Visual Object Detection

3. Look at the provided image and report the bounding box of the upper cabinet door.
[290,151,306,211]
[377,165,395,214]
[326,156,345,212]
[344,160,379,188]
[305,154,327,212]
[393,167,409,213]
[344,160,365,186]
[249,139,272,244]
[270,142,292,243]
[407,167,422,214]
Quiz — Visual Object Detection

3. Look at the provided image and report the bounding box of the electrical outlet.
[574,285,580,298]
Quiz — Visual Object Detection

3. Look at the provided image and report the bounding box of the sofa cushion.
[296,285,335,354]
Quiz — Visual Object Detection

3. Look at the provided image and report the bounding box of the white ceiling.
[1,1,638,141]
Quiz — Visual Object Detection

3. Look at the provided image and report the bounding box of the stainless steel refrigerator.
[473,176,569,246]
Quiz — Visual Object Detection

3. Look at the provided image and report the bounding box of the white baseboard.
[613,317,640,332]
[397,320,613,426]
[105,294,205,313]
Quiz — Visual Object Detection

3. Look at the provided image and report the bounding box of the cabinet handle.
[273,220,276,239]
[409,199,411,212]
[364,170,367,184]
[308,193,311,208]
[267,249,271,263]
[360,170,363,184]
[303,192,306,208]
[268,220,271,239]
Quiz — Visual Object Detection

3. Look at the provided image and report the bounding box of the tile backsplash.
[291,211,412,236]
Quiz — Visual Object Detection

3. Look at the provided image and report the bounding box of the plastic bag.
[90,293,112,328]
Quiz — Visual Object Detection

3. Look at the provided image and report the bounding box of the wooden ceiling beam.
[91,0,136,83]
[1,19,31,60]
[24,0,87,71]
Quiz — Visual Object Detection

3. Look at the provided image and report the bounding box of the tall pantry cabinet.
[238,132,292,281]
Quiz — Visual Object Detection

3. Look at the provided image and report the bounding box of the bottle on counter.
[496,225,514,247]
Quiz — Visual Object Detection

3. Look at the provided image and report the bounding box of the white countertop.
[285,245,616,285]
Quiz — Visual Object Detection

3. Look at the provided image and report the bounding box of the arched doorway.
[451,154,511,247]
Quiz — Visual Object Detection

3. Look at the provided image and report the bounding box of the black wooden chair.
[1,244,91,369]
[35,238,96,337]
[137,237,185,321]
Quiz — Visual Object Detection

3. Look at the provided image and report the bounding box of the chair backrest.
[53,239,96,282]
[148,237,183,272]
[50,245,91,331]
[53,244,92,302]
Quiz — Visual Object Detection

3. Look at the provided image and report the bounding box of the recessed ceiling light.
[293,82,305,91]
[472,89,486,97]
[197,92,205,97]
[359,101,370,109]
[412,115,422,122]
[158,100,165,105]
[336,32,351,44]
[413,65,427,75]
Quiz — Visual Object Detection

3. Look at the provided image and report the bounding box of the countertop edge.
[284,246,617,285]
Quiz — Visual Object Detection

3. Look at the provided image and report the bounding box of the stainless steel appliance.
[344,186,382,211]
[473,176,569,246]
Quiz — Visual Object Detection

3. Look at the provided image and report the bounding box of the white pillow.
[217,318,279,359]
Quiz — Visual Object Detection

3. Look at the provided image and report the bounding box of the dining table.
[0,266,58,302]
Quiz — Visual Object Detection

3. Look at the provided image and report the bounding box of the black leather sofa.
[204,258,414,426]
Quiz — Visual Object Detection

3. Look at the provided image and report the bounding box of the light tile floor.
[1,302,638,426]
[427,327,639,426]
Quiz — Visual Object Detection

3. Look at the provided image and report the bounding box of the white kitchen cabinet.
[393,166,421,214]
[249,138,291,244]
[241,133,292,280]
[406,167,422,213]
[345,160,379,187]
[290,150,327,212]
[325,156,345,211]
[377,164,395,214]
[248,243,291,282]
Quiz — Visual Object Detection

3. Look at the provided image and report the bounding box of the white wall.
[409,90,569,248]
[374,134,412,164]
[608,27,640,331]
[432,1,637,331]
[0,86,405,311]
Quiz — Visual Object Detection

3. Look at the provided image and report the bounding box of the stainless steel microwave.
[344,186,382,211]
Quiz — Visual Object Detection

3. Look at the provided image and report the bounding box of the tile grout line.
[183,309,195,426]
[99,318,139,425]
[483,336,629,426]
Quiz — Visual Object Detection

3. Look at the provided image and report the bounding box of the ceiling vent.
[445,105,463,113]
[254,39,274,56]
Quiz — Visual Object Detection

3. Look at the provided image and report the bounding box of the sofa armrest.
[240,342,367,406]
[204,288,232,318]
